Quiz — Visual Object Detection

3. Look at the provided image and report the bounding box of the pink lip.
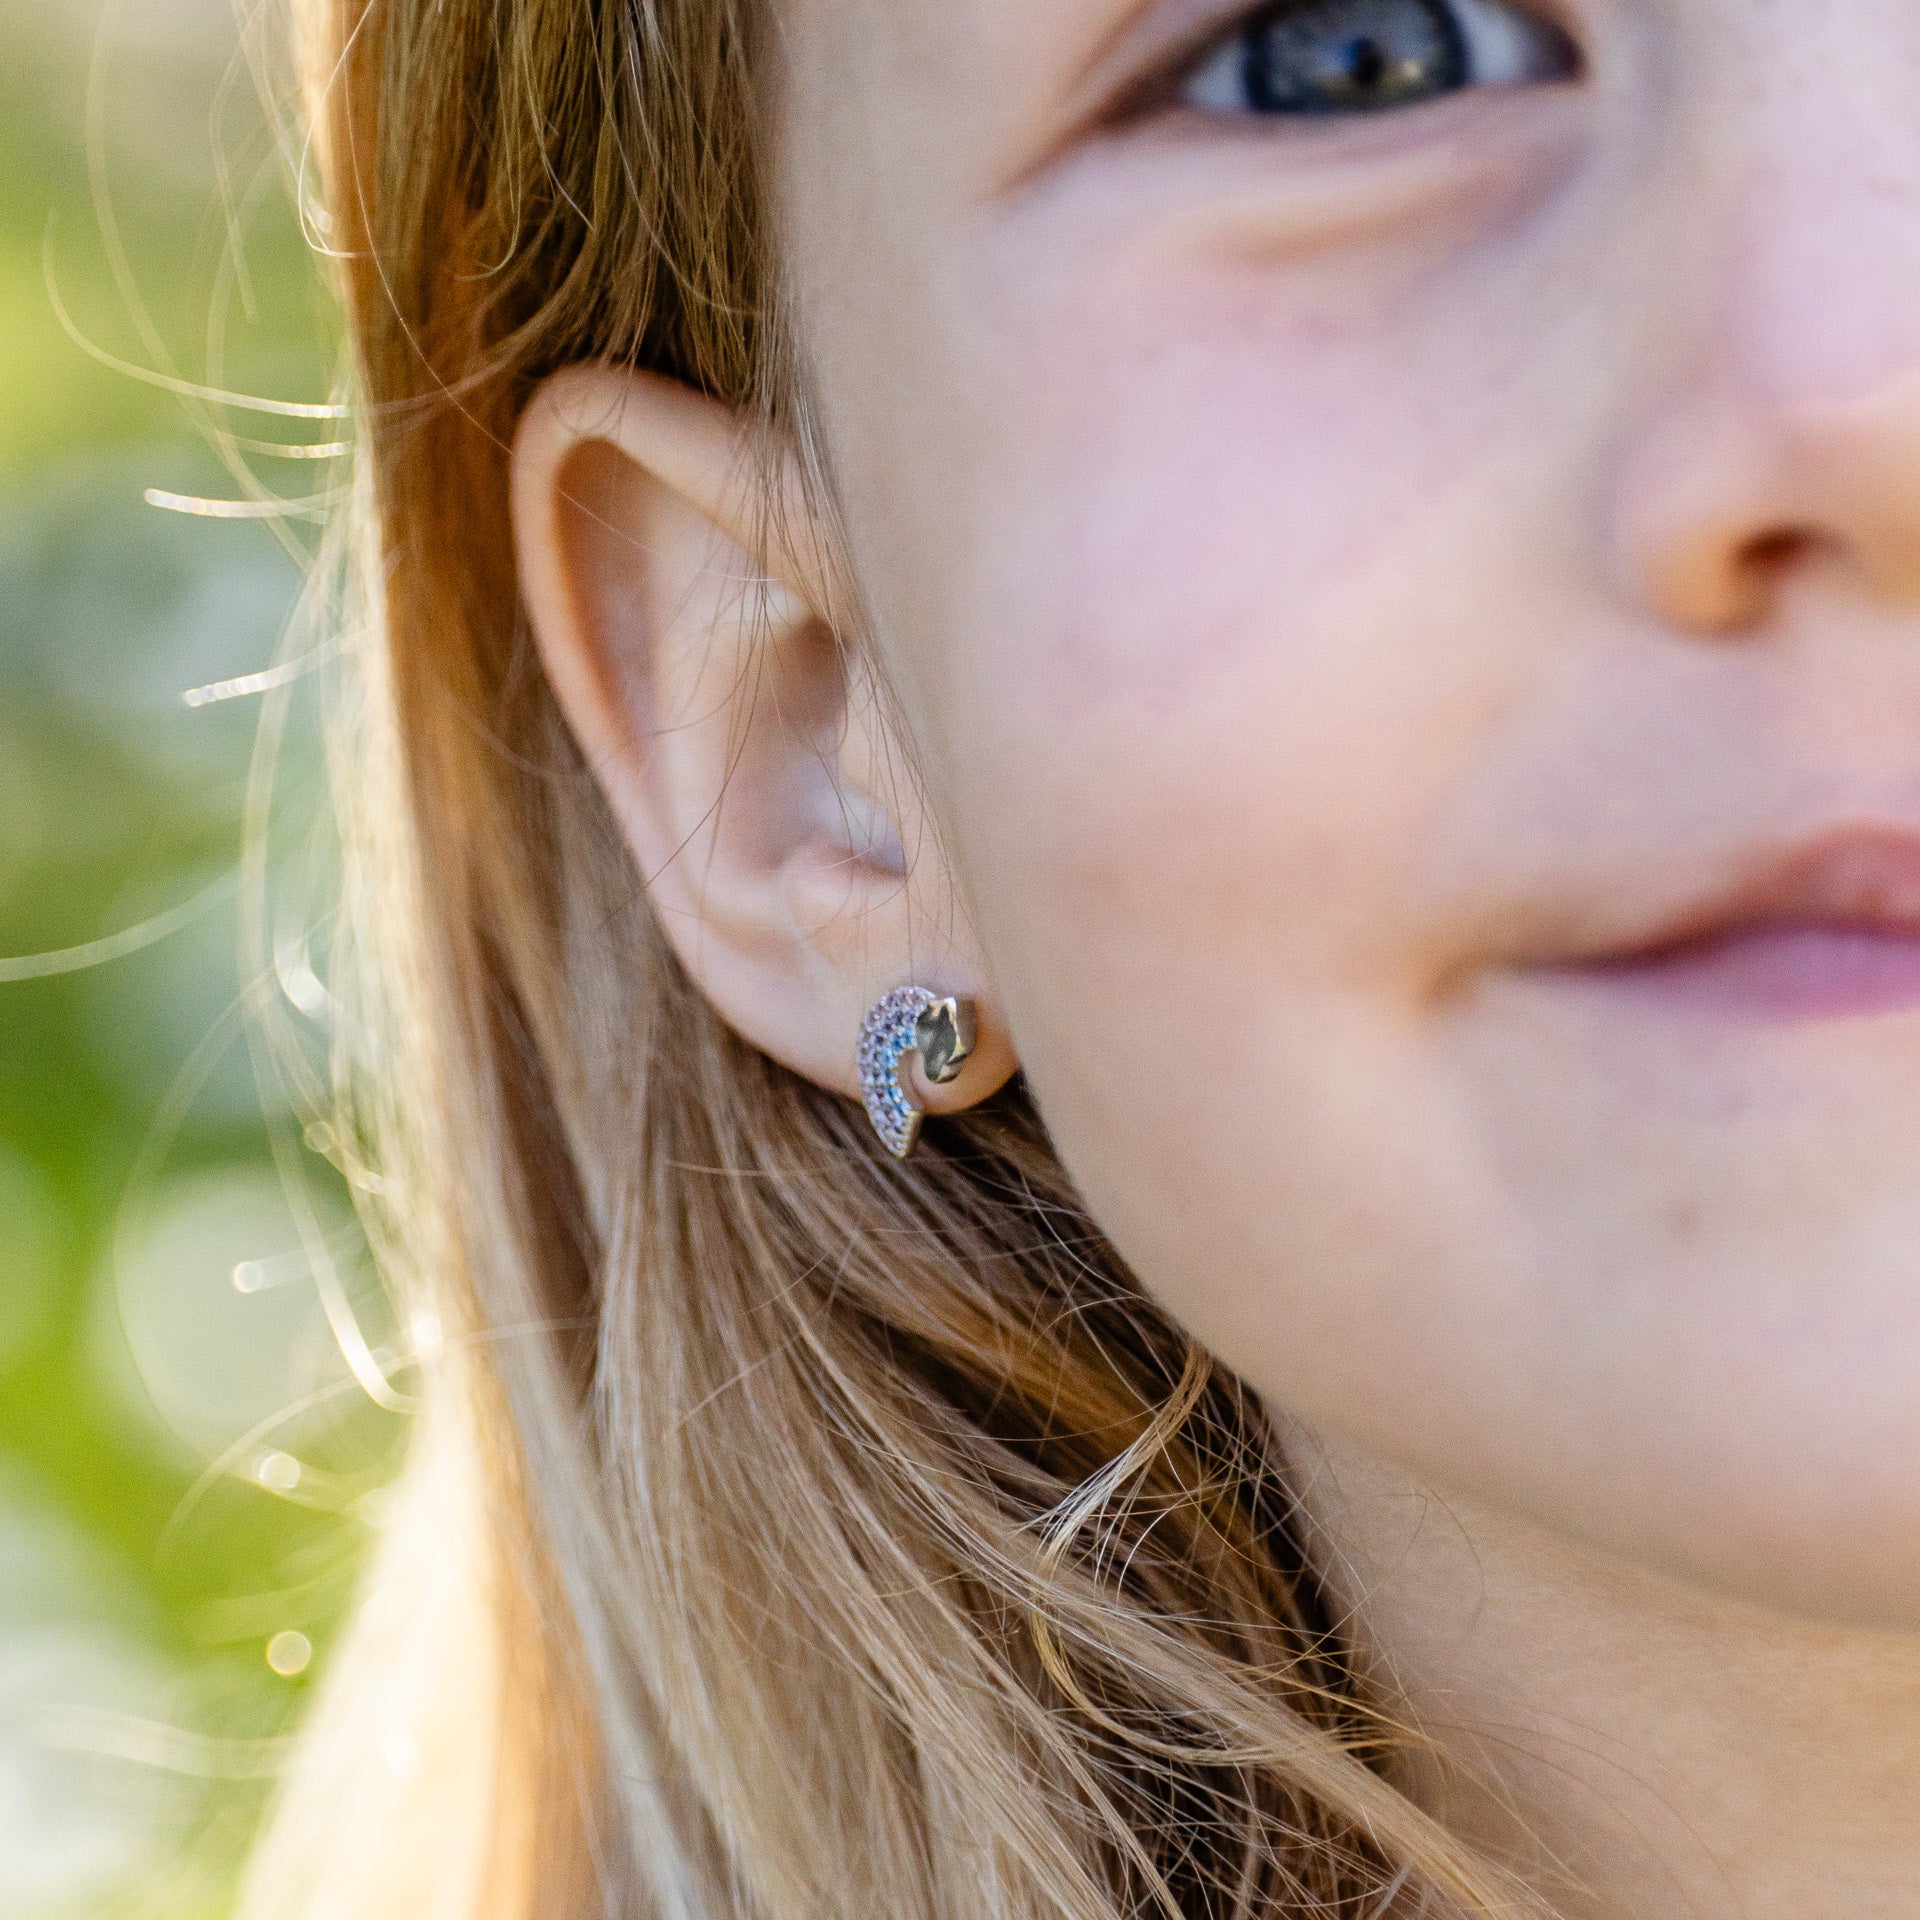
[1555,825,1920,1022]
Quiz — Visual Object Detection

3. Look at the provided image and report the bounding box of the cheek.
[944,301,1561,1034]
[997,297,1533,699]
[915,308,1567,1445]
[933,252,1578,984]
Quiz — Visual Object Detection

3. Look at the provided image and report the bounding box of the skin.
[510,0,1920,1910]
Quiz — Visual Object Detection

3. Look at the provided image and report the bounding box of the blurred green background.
[0,2,390,1911]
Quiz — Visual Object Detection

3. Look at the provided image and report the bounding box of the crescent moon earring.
[858,987,979,1159]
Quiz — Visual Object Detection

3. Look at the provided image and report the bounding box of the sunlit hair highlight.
[240,2,1542,1915]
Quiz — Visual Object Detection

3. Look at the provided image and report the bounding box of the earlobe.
[508,364,1020,1119]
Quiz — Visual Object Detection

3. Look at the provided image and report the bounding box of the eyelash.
[1172,0,1581,121]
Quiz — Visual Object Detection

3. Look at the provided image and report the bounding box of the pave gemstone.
[858,986,939,1158]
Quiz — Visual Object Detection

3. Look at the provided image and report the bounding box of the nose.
[1610,57,1920,635]
[1618,382,1920,633]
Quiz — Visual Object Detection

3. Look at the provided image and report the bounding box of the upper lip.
[1588,822,1920,964]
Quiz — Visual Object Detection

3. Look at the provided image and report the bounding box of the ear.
[509,364,1018,1116]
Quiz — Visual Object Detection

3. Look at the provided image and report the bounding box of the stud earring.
[858,987,979,1159]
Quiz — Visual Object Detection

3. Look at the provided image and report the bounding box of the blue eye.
[1180,0,1578,118]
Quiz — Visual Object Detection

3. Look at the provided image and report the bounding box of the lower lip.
[1558,922,1920,1022]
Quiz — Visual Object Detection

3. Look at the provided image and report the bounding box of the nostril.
[1741,526,1834,584]
[1660,526,1838,637]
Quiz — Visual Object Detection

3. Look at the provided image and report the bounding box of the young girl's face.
[774,0,1920,1626]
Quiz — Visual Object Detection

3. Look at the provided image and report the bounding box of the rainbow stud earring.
[858,988,978,1158]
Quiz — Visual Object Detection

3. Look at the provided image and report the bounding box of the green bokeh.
[0,4,389,1912]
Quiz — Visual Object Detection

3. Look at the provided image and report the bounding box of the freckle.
[1665,1196,1704,1242]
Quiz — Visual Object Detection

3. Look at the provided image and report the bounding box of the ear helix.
[857,988,979,1158]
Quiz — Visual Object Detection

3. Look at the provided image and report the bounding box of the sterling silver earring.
[858,987,978,1159]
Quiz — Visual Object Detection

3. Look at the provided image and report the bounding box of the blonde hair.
[239,2,1538,1915]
